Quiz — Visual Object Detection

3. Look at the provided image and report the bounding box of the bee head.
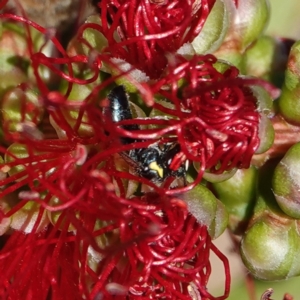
[136,148,165,181]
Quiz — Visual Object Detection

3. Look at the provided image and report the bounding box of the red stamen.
[79,0,216,78]
[150,54,263,174]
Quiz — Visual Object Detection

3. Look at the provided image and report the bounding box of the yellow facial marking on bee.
[149,161,164,178]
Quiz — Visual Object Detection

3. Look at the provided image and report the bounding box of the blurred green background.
[220,1,300,299]
[267,0,300,39]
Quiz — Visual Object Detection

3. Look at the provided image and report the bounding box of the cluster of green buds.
[0,0,299,299]
[239,40,300,283]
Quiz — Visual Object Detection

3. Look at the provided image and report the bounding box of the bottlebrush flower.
[0,103,230,299]
[0,2,279,299]
[90,193,230,299]
[0,121,230,299]
[87,0,216,78]
[149,54,275,182]
[0,21,231,298]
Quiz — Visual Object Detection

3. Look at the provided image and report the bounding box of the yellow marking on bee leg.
[149,161,164,178]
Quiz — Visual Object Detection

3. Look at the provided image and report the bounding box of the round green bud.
[0,199,11,235]
[1,87,43,132]
[212,166,257,234]
[272,142,300,219]
[83,15,108,54]
[47,196,77,232]
[5,143,31,178]
[181,184,228,239]
[249,84,275,154]
[241,35,288,86]
[192,0,230,54]
[278,41,300,125]
[109,58,150,93]
[241,216,300,280]
[10,200,49,233]
[231,0,270,52]
[278,86,300,126]
[213,0,270,66]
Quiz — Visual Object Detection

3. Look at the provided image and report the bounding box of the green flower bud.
[213,48,243,69]
[0,24,28,97]
[87,220,112,271]
[27,29,59,86]
[47,196,78,232]
[181,184,228,239]
[0,23,58,91]
[0,67,27,99]
[241,36,288,86]
[241,161,300,280]
[67,15,108,75]
[109,58,150,93]
[87,241,108,272]
[112,154,140,198]
[201,168,237,183]
[192,0,230,54]
[252,81,274,118]
[256,114,275,154]
[213,0,270,66]
[241,208,300,281]
[83,16,108,54]
[231,0,270,51]
[73,17,150,92]
[1,87,43,132]
[0,198,12,235]
[242,36,275,78]
[51,81,102,138]
[250,85,275,154]
[272,142,300,219]
[4,143,31,178]
[278,40,300,125]
[10,200,49,233]
[212,166,257,234]
[0,156,7,183]
[149,98,175,123]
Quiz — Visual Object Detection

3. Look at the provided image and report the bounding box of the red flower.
[88,193,230,300]
[0,10,231,300]
[150,54,262,175]
[88,0,216,78]
[0,61,231,299]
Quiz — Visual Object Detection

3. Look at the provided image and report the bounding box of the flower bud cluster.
[0,0,294,299]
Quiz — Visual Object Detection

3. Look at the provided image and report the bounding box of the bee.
[106,85,188,183]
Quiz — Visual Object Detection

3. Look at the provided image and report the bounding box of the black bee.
[106,85,188,183]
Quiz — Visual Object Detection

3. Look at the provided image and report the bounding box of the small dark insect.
[106,85,188,183]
